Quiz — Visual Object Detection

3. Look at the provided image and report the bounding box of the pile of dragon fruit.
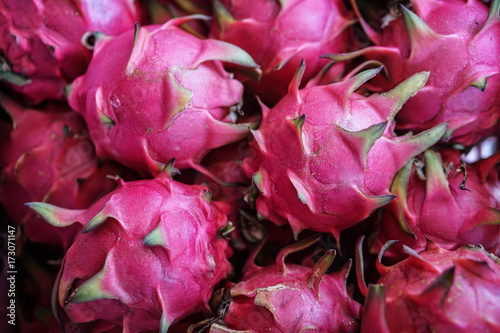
[2,0,500,331]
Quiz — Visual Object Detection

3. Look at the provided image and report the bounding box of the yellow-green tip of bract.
[400,5,443,50]
[143,224,169,248]
[25,202,82,228]
[67,263,117,303]
[308,249,335,297]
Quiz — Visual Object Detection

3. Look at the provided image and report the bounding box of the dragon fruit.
[68,17,260,178]
[372,149,500,260]
[26,166,233,332]
[209,0,353,105]
[326,0,500,146]
[358,239,500,332]
[242,63,447,239]
[210,235,360,332]
[0,94,136,250]
[0,0,140,104]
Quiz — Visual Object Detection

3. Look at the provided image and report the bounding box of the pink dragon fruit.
[68,17,260,178]
[358,239,500,332]
[0,0,140,104]
[326,0,500,146]
[372,149,500,260]
[26,166,233,332]
[209,0,353,105]
[242,62,448,239]
[0,94,137,250]
[209,235,360,332]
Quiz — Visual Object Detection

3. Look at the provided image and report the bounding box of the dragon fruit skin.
[0,94,96,249]
[209,0,353,105]
[372,149,500,261]
[26,169,233,332]
[0,0,140,104]
[327,0,500,146]
[214,235,360,332]
[360,241,500,332]
[242,63,447,239]
[68,18,260,177]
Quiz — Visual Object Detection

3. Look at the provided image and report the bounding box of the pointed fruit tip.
[405,123,448,155]
[66,270,115,304]
[143,225,169,248]
[487,0,500,24]
[203,189,212,205]
[164,14,211,29]
[376,240,398,274]
[385,71,430,118]
[309,249,336,297]
[424,235,440,251]
[25,202,77,228]
[162,158,180,179]
[276,234,322,272]
[361,284,390,333]
[396,71,430,95]
[213,0,235,28]
[64,84,72,98]
[25,202,56,223]
[219,221,235,238]
[373,194,396,209]
[355,235,368,296]
[470,77,488,92]
[401,4,441,48]
[81,209,109,233]
[403,245,441,273]
[411,266,455,307]
[353,66,383,82]
[320,49,366,62]
[287,59,306,99]
[289,114,307,148]
[343,66,383,98]
[338,121,387,168]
